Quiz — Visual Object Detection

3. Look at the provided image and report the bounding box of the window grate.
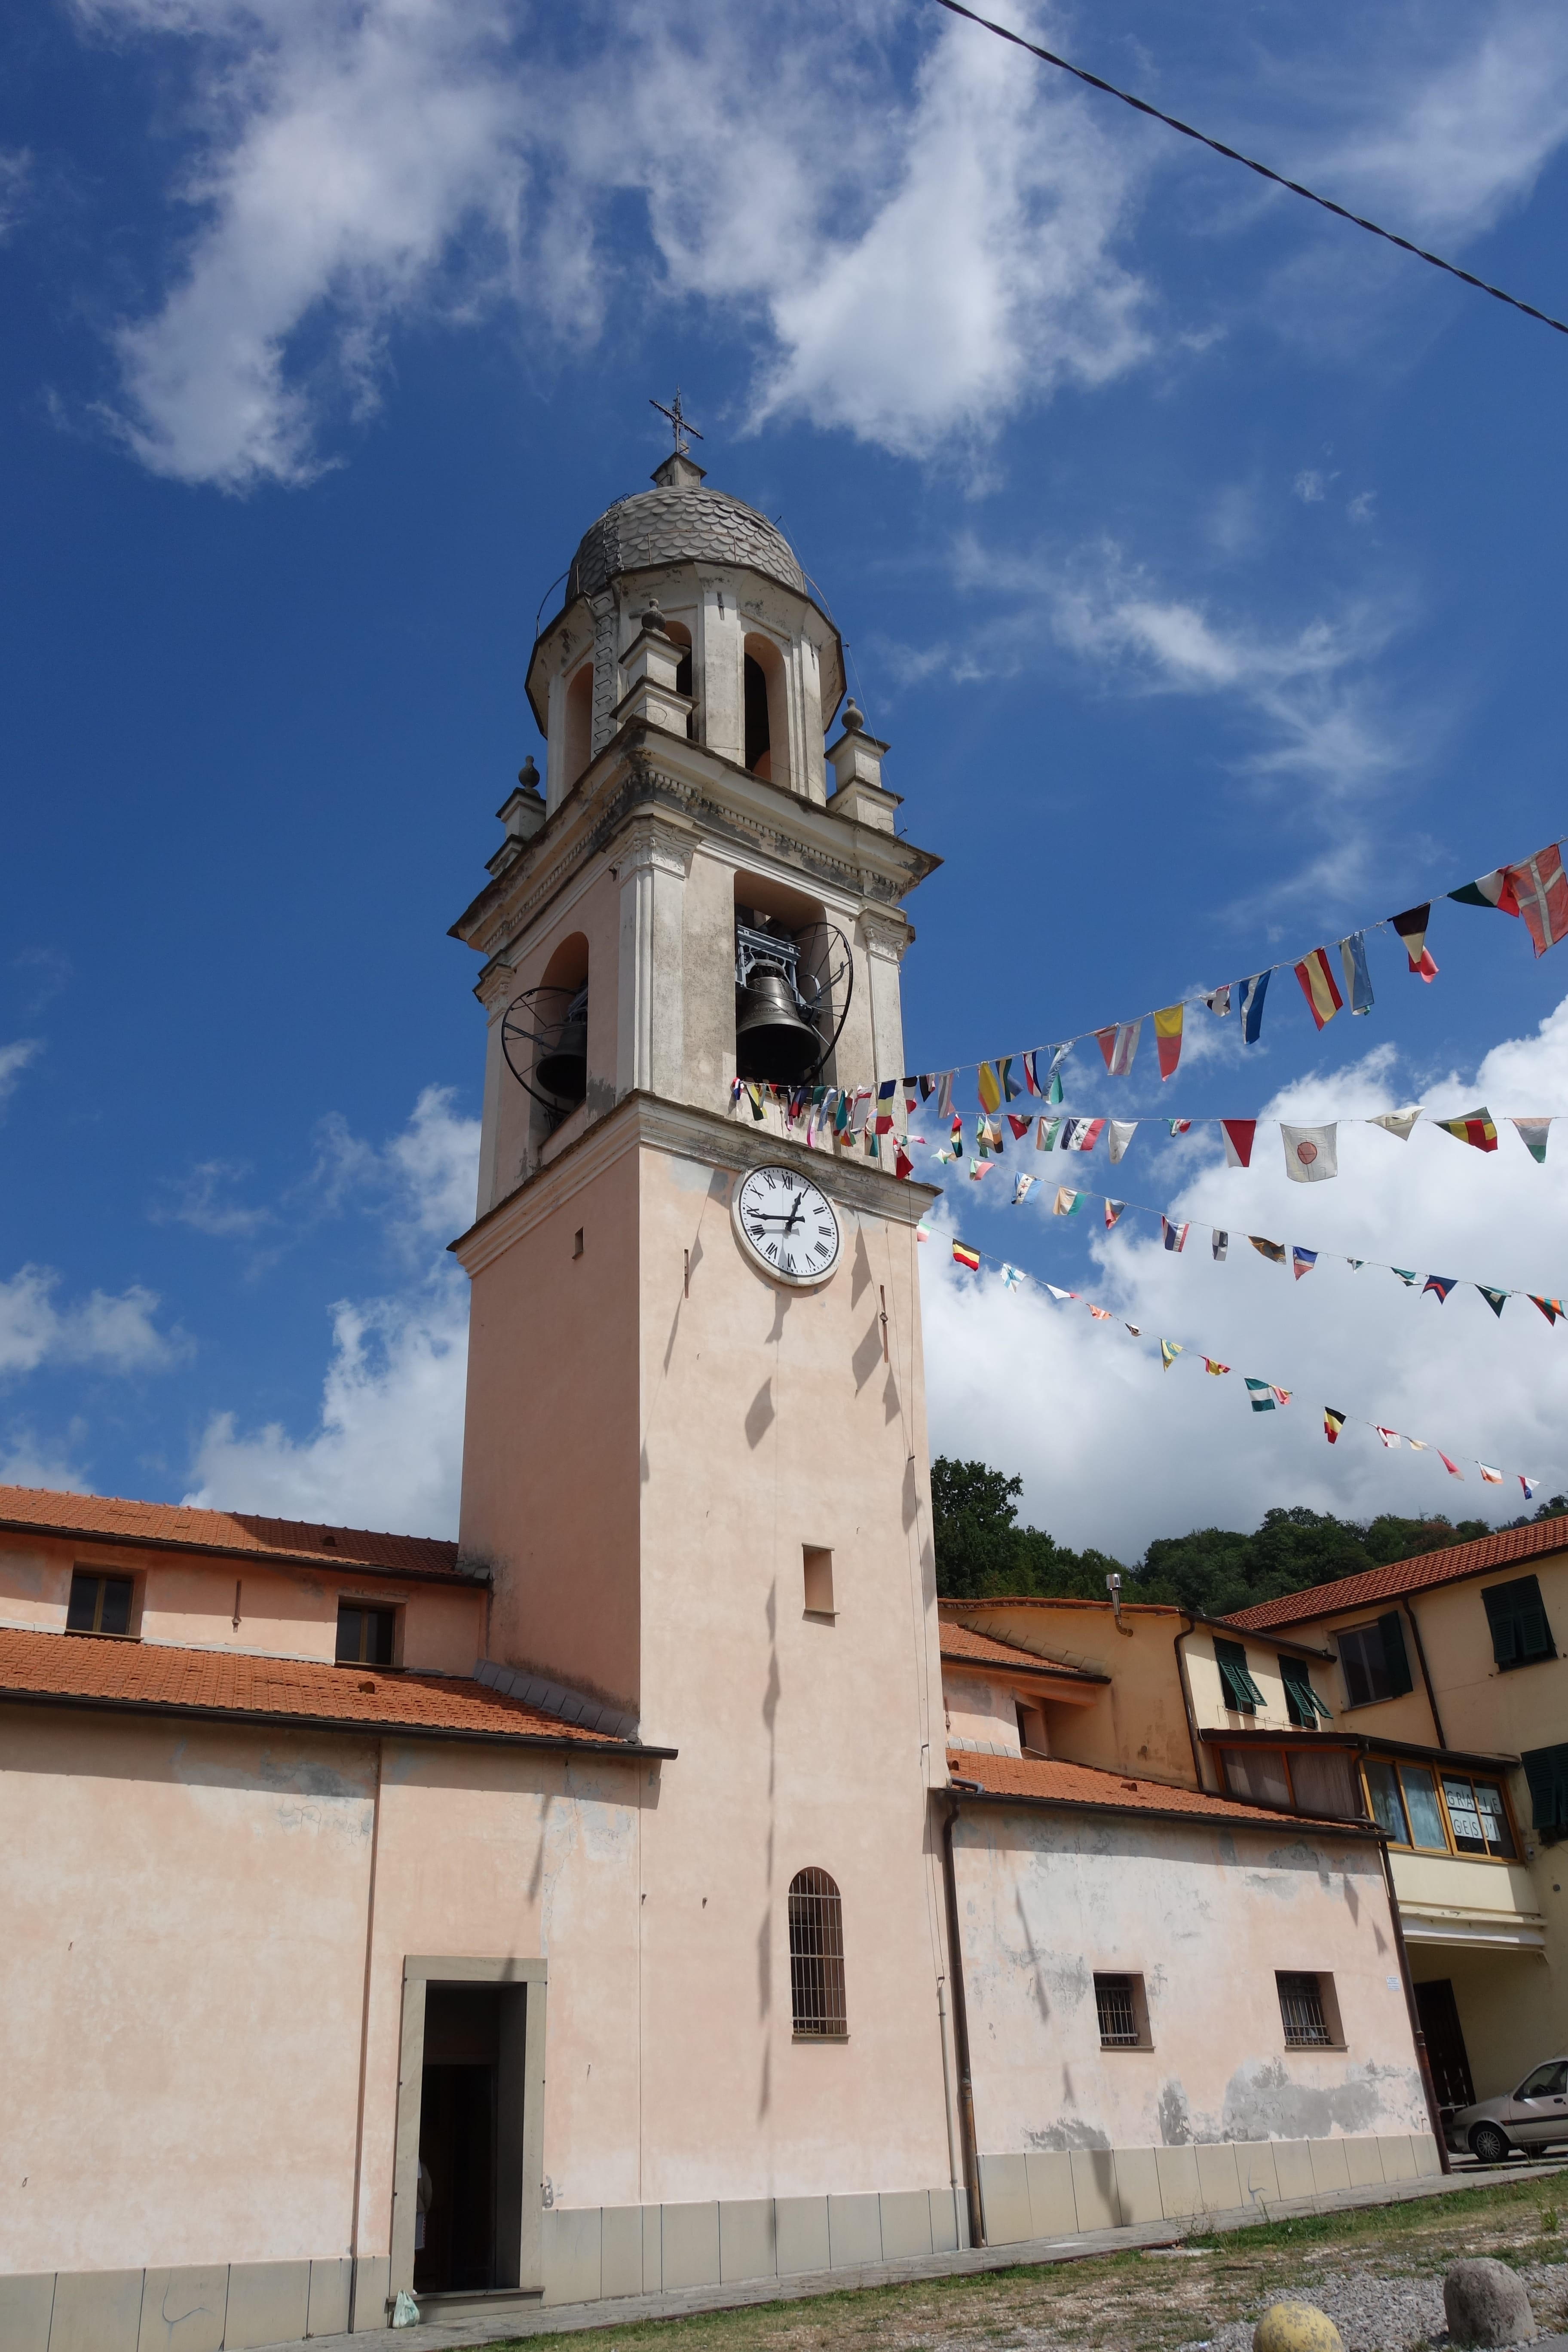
[788,1868,847,2037]
[1278,1971,1331,2046]
[1095,1974,1139,2047]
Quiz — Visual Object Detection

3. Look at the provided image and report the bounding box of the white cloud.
[0,1266,184,1377]
[922,990,1568,1560]
[0,1427,94,1494]
[0,1040,41,1117]
[181,1086,478,1532]
[0,150,31,242]
[1293,469,1327,503]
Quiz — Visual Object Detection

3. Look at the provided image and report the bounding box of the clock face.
[732,1164,842,1287]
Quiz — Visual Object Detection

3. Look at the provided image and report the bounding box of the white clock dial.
[732,1164,842,1287]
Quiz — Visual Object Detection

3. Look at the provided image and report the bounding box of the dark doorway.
[415,1987,500,2294]
[1416,1978,1476,2109]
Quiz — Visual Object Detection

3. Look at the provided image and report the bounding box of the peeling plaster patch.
[1220,2055,1419,2142]
[1026,2118,1111,2151]
[1158,2080,1193,2145]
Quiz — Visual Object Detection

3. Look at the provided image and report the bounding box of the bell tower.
[448,444,955,2216]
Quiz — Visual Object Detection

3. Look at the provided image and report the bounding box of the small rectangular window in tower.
[1093,1973,1150,2049]
[336,1602,398,1667]
[1277,1970,1342,2048]
[573,1228,584,1259]
[802,1546,835,1618]
[65,1570,135,1637]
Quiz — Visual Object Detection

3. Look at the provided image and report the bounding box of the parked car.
[1447,2059,1568,2163]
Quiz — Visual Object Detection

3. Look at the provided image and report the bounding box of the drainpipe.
[1171,1618,1206,1787]
[1377,1832,1452,2174]
[1403,1599,1448,1750]
[940,1793,986,2248]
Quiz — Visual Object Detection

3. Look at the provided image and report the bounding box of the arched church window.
[744,653,771,775]
[665,619,695,740]
[563,662,594,791]
[787,1867,847,2037]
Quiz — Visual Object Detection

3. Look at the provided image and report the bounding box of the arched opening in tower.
[744,654,772,778]
[665,619,695,740]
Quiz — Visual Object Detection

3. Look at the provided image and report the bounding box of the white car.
[1447,2058,1568,2164]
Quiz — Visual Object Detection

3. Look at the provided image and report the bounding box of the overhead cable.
[926,0,1568,340]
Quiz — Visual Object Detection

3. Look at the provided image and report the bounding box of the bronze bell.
[536,983,588,1104]
[735,959,819,1084]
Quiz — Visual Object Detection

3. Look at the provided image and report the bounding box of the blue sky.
[3,0,1568,1551]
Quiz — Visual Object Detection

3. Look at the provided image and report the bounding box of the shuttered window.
[1214,1638,1265,1714]
[1524,1744,1568,1844]
[1281,1657,1333,1727]
[1482,1575,1556,1671]
[1338,1613,1413,1706]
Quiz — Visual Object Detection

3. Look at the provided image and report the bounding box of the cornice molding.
[451,1090,940,1277]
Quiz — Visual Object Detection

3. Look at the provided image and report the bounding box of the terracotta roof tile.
[0,1485,466,1581]
[939,1624,1106,1681]
[0,1626,652,1749]
[946,1747,1366,1834]
[1225,1515,1568,1632]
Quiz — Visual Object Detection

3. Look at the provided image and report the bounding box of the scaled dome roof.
[566,481,808,605]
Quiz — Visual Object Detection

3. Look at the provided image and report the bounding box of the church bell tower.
[448,438,955,2214]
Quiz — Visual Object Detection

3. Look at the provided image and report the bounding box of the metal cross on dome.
[650,388,703,456]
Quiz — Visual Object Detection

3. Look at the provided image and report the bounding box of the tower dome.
[565,454,808,605]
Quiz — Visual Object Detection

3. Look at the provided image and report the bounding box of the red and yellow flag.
[1293,947,1343,1029]
[977,1063,1002,1113]
[952,1241,980,1272]
[1436,1106,1498,1152]
[1154,1003,1184,1080]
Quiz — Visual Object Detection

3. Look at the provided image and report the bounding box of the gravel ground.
[1177,2259,1568,2352]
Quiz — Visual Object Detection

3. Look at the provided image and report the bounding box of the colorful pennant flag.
[1513,1118,1552,1163]
[1000,1057,1024,1102]
[1479,1463,1503,1484]
[874,1078,897,1133]
[1053,1187,1083,1216]
[1044,1045,1069,1104]
[1294,947,1344,1029]
[894,1144,914,1179]
[1531,1296,1562,1324]
[1522,1476,1540,1499]
[1104,1200,1126,1230]
[1339,932,1375,1015]
[1423,1274,1457,1302]
[1044,1283,1075,1301]
[1221,1120,1257,1169]
[1438,1452,1464,1479]
[1282,1123,1338,1183]
[1250,1236,1286,1264]
[1324,1407,1346,1444]
[1020,1052,1041,1098]
[1376,1427,1400,1448]
[1392,904,1438,980]
[977,1062,1002,1113]
[1370,1107,1423,1141]
[999,1263,1023,1291]
[1012,1174,1036,1205]
[1205,1358,1230,1375]
[952,1242,980,1272]
[1035,1117,1061,1151]
[1006,1113,1032,1140]
[1096,1021,1142,1076]
[1060,1117,1106,1152]
[1245,1378,1278,1413]
[937,1072,956,1118]
[968,1158,992,1182]
[1160,1340,1182,1372]
[1161,1218,1190,1253]
[916,1216,932,1243]
[1476,1286,1509,1317]
[1167,1119,1191,1136]
[1239,970,1270,1044]
[1203,986,1231,1017]
[1292,1247,1318,1281]
[1106,1120,1138,1164]
[1212,1231,1228,1261]
[1391,1268,1419,1286]
[1437,1107,1498,1152]
[1449,868,1519,913]
[1155,1004,1185,1080]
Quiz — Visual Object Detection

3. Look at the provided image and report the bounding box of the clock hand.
[783,1189,806,1232]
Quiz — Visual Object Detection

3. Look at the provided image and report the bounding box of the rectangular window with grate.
[1277,1970,1339,2047]
[1482,1575,1556,1671]
[1094,1972,1148,2048]
[788,1868,847,2038]
[1214,1637,1265,1714]
[65,1570,136,1637]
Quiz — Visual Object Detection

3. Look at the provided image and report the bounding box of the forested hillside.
[929,1456,1568,1620]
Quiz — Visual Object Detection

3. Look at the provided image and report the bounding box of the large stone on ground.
[1445,2258,1537,2347]
[1253,2303,1344,2352]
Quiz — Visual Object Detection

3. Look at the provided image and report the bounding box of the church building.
[0,455,1444,2352]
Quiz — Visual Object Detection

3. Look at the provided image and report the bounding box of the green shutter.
[1483,1576,1556,1670]
[1215,1637,1266,1712]
[1377,1611,1413,1699]
[1281,1657,1332,1724]
[1523,1743,1568,1841]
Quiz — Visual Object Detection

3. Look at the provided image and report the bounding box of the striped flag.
[1436,1107,1498,1152]
[1021,1051,1041,1097]
[1053,1187,1083,1216]
[1531,1296,1562,1324]
[1104,1200,1126,1230]
[1324,1407,1346,1444]
[1035,1117,1061,1151]
[1522,1476,1540,1499]
[1392,904,1438,980]
[937,1072,956,1118]
[1061,1118,1106,1152]
[1479,1463,1503,1484]
[952,1241,980,1272]
[1096,1020,1142,1076]
[1292,1247,1318,1280]
[1239,970,1270,1043]
[1160,1340,1183,1371]
[1513,1118,1552,1163]
[1294,947,1344,1029]
[1205,1358,1230,1376]
[875,1078,897,1133]
[1339,931,1375,1014]
[1212,1231,1228,1261]
[1161,1219,1189,1253]
[1000,1057,1024,1101]
[1155,1004,1184,1080]
[1449,867,1519,913]
[1245,1378,1278,1413]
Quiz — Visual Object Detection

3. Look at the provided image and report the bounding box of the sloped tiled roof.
[1226,1515,1568,1632]
[0,1626,660,1750]
[946,1746,1374,1835]
[0,1486,468,1582]
[939,1623,1107,1683]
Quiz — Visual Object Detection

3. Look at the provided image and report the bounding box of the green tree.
[929,1457,1120,1601]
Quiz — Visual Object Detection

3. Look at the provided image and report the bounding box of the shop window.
[1524,1742,1568,1845]
[1094,1973,1151,2049]
[1441,1771,1516,1857]
[337,1602,397,1667]
[1277,1970,1341,2048]
[1482,1574,1556,1670]
[788,1867,847,2038]
[1282,1656,1333,1727]
[1214,1637,1265,1714]
[1337,1613,1413,1706]
[65,1570,135,1637]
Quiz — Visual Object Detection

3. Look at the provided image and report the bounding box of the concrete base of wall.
[978,2132,1441,2242]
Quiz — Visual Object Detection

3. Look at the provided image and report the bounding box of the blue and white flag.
[1239,970,1271,1044]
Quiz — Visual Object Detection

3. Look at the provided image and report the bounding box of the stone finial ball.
[1444,2257,1537,2347]
[842,697,864,734]
[1253,2304,1345,2352]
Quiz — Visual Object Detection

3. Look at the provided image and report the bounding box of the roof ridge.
[1225,1512,1568,1631]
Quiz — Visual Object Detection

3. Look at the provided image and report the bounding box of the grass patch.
[1186,2172,1567,2256]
